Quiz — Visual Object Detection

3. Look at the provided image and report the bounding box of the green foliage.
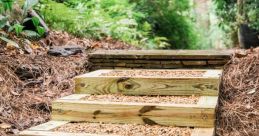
[0,0,14,11]
[31,16,45,36]
[39,0,198,49]
[244,0,259,30]
[38,0,166,48]
[213,0,259,45]
[0,0,44,37]
[13,23,24,35]
[133,0,198,49]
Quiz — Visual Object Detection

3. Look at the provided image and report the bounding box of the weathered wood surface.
[191,128,215,136]
[89,50,232,70]
[19,131,116,136]
[27,121,69,131]
[20,120,214,136]
[89,50,233,60]
[75,69,221,96]
[19,120,117,136]
[52,95,217,127]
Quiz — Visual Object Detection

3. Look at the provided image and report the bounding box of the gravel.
[83,94,199,104]
[100,70,206,78]
[54,122,192,136]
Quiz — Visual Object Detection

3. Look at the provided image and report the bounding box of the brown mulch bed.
[216,48,259,136]
[0,31,136,135]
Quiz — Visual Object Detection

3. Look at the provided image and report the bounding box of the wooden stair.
[74,69,221,96]
[20,50,224,136]
[19,121,215,136]
[52,94,217,127]
[89,50,232,70]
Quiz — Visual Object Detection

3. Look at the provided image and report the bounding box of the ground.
[0,31,136,135]
[0,31,258,136]
[217,48,259,136]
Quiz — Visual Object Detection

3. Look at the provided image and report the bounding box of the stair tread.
[20,120,214,136]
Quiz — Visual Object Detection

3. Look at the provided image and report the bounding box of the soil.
[83,94,199,104]
[54,122,192,136]
[0,31,137,135]
[100,70,206,78]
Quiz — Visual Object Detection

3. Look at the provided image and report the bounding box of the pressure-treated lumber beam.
[19,131,115,136]
[19,120,215,136]
[51,94,217,127]
[19,120,116,136]
[75,69,222,96]
[89,50,233,60]
[191,128,215,136]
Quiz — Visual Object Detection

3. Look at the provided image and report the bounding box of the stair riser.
[52,95,217,128]
[75,70,221,96]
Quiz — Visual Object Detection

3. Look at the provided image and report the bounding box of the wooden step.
[89,50,232,60]
[19,121,215,136]
[75,69,222,96]
[19,121,115,136]
[89,50,233,70]
[51,94,218,127]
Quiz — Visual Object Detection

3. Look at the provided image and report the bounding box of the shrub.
[213,0,259,45]
[133,0,198,49]
[39,0,198,49]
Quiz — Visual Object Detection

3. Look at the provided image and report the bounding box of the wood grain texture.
[191,128,215,136]
[51,95,217,127]
[182,61,207,66]
[19,120,117,136]
[75,69,221,96]
[19,120,214,136]
[89,50,233,60]
[19,131,116,136]
[27,121,69,131]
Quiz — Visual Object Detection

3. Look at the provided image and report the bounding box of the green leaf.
[23,0,39,14]
[22,30,40,39]
[13,24,24,36]
[36,26,45,36]
[3,1,14,11]
[0,15,8,28]
[31,17,40,27]
[0,36,20,48]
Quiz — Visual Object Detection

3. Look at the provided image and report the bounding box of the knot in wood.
[124,83,133,89]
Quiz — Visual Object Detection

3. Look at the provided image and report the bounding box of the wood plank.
[198,96,218,108]
[52,96,217,127]
[28,121,69,131]
[89,50,233,60]
[20,121,213,136]
[182,61,207,66]
[208,60,229,65]
[162,64,184,69]
[75,69,221,96]
[191,128,215,136]
[19,130,116,136]
[160,60,182,65]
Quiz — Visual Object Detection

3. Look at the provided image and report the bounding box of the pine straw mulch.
[217,48,259,136]
[0,31,136,136]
